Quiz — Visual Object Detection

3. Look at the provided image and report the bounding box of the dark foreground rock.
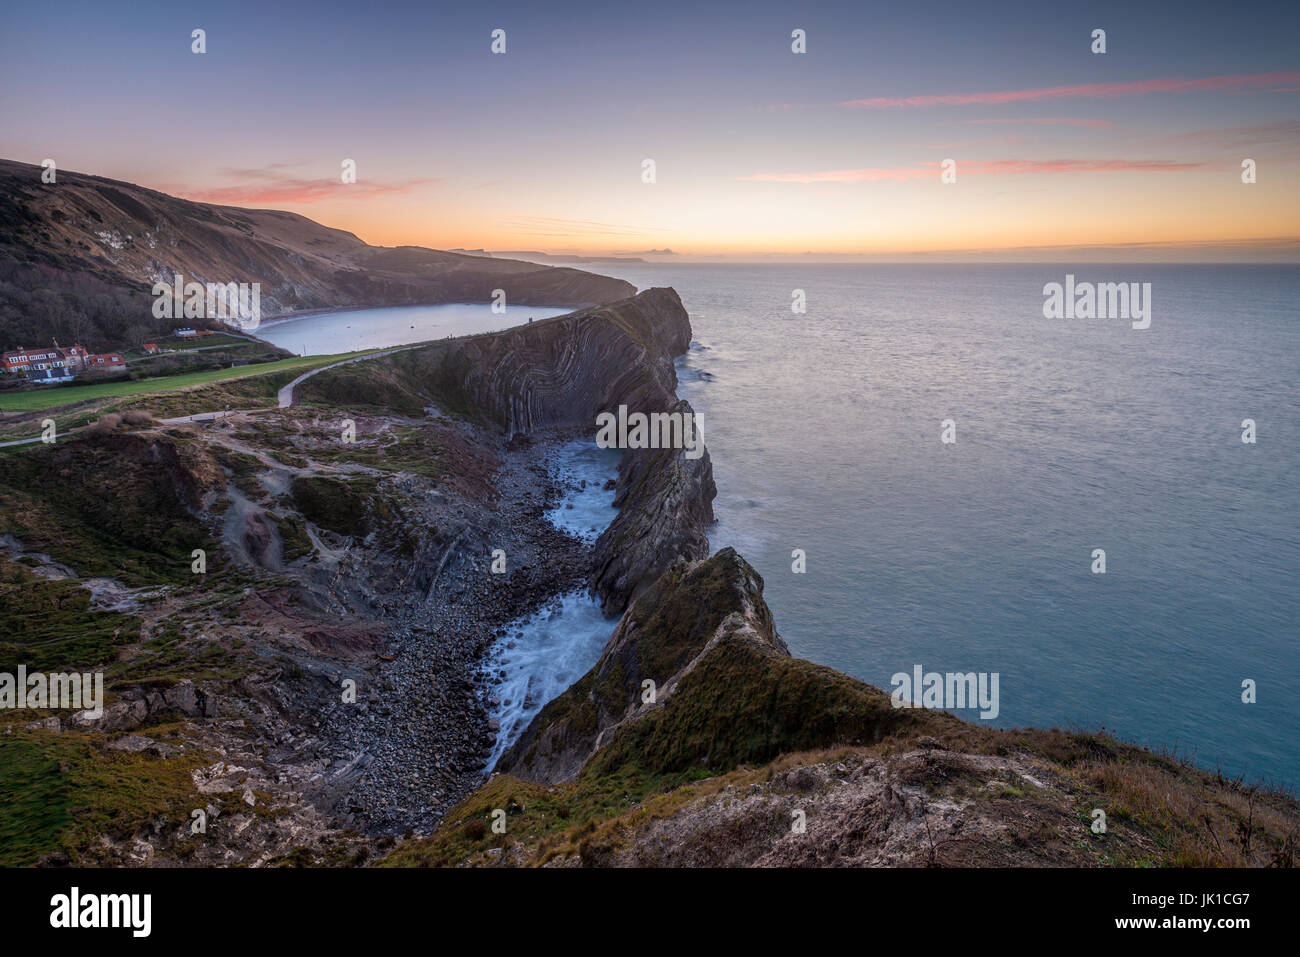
[390,549,1300,869]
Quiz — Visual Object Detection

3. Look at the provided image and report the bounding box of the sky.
[1,0,1297,261]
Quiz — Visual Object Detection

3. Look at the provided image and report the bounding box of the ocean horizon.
[634,262,1298,788]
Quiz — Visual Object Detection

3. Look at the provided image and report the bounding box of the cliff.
[450,287,715,612]
[588,416,717,614]
[388,549,1300,868]
[496,548,938,782]
[305,287,717,614]
[454,287,693,434]
[0,158,634,352]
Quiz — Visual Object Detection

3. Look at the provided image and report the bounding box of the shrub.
[88,412,122,434]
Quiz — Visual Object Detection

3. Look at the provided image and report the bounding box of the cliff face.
[300,286,717,613]
[496,548,939,783]
[454,287,692,434]
[589,416,717,614]
[411,287,717,613]
[389,548,1300,868]
[0,158,634,351]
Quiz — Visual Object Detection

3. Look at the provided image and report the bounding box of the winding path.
[275,345,420,408]
[0,344,424,447]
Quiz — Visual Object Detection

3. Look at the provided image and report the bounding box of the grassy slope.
[385,551,1300,868]
[0,423,260,866]
[0,431,217,584]
[0,349,379,413]
[0,726,211,867]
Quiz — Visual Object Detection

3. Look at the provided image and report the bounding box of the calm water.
[258,302,569,355]
[277,265,1299,787]
[593,262,1300,789]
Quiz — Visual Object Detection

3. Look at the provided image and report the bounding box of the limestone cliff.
[589,414,717,614]
[353,287,717,613]
[457,288,716,612]
[454,287,693,434]
[388,549,1300,868]
[495,548,940,783]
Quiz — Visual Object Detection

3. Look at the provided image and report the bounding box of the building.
[2,342,120,377]
[174,328,198,338]
[60,345,87,369]
[27,367,75,385]
[84,353,125,369]
[142,343,160,354]
[3,347,56,374]
[2,343,88,375]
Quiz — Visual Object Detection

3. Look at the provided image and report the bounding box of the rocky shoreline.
[273,432,601,837]
[1,286,715,865]
[5,284,1300,869]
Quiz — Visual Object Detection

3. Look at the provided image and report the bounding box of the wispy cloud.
[839,70,1300,109]
[925,134,1032,150]
[958,158,1205,174]
[740,159,1204,183]
[178,166,435,205]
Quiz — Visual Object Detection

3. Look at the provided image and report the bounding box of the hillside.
[2,280,1295,870]
[387,549,1300,868]
[0,158,634,353]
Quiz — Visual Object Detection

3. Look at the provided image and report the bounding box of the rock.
[499,549,787,784]
[242,510,278,570]
[163,680,198,715]
[454,287,692,434]
[436,287,718,614]
[590,418,716,614]
[69,699,147,732]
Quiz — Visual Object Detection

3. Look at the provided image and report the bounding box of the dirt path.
[0,345,425,447]
[276,345,422,408]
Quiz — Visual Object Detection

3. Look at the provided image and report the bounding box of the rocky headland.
[2,215,1297,867]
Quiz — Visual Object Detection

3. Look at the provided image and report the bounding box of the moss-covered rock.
[498,548,953,784]
[0,431,215,585]
[289,475,370,537]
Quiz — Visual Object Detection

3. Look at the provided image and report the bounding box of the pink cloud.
[177,167,435,205]
[740,159,1204,182]
[839,70,1300,109]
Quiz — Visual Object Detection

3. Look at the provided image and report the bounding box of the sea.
[265,263,1300,787]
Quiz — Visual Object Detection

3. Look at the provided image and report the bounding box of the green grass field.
[122,333,266,361]
[0,350,377,413]
[158,333,253,351]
